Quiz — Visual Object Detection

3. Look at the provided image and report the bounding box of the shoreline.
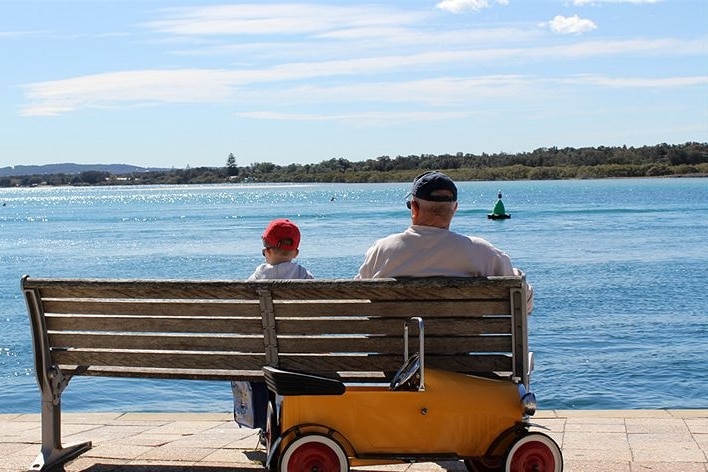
[2,172,707,189]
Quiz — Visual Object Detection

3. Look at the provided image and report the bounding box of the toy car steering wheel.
[390,353,421,391]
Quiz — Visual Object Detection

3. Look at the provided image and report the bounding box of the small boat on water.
[487,191,511,219]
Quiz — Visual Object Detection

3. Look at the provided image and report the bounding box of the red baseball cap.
[262,219,301,251]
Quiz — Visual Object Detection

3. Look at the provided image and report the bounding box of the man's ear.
[411,199,419,215]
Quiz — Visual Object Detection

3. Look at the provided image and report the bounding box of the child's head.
[261,219,301,263]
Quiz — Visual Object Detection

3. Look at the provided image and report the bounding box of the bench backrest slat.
[272,300,510,318]
[48,333,265,352]
[27,282,260,300]
[272,317,510,336]
[45,315,266,334]
[276,335,510,354]
[26,277,519,296]
[42,299,262,317]
[267,280,515,300]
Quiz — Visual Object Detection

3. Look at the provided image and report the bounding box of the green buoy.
[488,191,511,219]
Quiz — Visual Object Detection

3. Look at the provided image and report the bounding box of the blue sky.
[2,0,707,169]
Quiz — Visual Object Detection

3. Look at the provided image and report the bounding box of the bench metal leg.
[29,398,92,471]
[31,441,93,472]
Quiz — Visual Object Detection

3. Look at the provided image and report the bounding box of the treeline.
[3,142,706,187]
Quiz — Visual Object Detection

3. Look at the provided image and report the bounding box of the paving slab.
[0,410,705,471]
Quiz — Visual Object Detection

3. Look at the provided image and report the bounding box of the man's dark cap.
[409,171,457,202]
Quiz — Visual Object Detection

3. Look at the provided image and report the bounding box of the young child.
[248,218,314,280]
[232,218,313,440]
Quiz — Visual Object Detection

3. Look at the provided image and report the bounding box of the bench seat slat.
[53,350,267,371]
[66,366,265,381]
[278,353,513,374]
[52,350,513,377]
[59,366,507,384]
[64,367,390,383]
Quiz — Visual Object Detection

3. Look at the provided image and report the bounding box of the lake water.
[1,178,706,413]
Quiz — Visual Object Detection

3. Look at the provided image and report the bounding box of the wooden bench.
[22,275,531,471]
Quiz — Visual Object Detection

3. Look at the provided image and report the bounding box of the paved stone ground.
[1,410,706,472]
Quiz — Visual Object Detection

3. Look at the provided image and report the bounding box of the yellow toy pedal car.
[262,317,562,472]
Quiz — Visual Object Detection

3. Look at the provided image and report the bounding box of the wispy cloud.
[436,0,509,13]
[146,3,531,67]
[165,25,542,62]
[20,69,239,116]
[247,75,533,108]
[0,30,49,38]
[1,29,130,40]
[546,15,597,35]
[558,74,708,88]
[146,4,425,36]
[573,0,662,5]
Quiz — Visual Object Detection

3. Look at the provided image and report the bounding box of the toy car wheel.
[279,433,349,472]
[504,432,562,472]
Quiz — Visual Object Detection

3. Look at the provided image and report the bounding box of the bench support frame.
[31,397,92,472]
[25,286,93,471]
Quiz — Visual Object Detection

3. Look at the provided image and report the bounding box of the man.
[355,171,532,310]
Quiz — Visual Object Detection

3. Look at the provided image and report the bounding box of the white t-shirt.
[355,225,515,279]
[248,261,314,280]
[355,225,533,312]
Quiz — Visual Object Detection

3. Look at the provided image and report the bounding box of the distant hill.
[0,163,170,177]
